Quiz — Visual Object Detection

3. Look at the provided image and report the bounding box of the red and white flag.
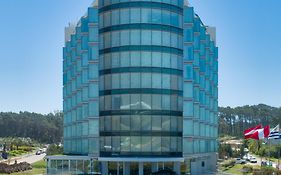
[244,125,270,140]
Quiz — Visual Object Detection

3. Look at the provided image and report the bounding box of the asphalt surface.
[16,153,46,164]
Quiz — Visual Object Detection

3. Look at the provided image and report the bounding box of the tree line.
[219,104,281,138]
[0,111,63,143]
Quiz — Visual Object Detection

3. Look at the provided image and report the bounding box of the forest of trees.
[219,104,281,138]
[0,104,280,144]
[0,111,63,143]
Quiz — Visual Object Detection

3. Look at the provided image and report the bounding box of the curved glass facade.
[98,0,183,157]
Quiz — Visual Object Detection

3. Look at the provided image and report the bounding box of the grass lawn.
[223,164,251,175]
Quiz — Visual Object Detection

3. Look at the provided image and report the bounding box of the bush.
[46,144,63,155]
[222,160,236,168]
[241,165,253,173]
[253,166,281,175]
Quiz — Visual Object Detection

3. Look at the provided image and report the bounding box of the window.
[141,73,151,88]
[141,115,151,131]
[152,94,161,110]
[112,74,120,89]
[121,116,130,131]
[121,94,130,110]
[112,136,120,151]
[131,115,141,131]
[104,116,112,131]
[141,8,151,23]
[141,136,151,152]
[183,101,193,117]
[121,136,130,151]
[112,116,120,131]
[131,30,141,45]
[152,52,161,67]
[162,116,170,131]
[152,73,161,89]
[152,116,161,131]
[152,31,161,45]
[152,137,161,152]
[130,51,141,66]
[141,30,151,45]
[131,94,141,109]
[162,53,170,68]
[151,9,161,23]
[141,94,152,109]
[183,119,193,136]
[120,30,130,46]
[111,10,120,25]
[130,73,140,88]
[111,31,120,47]
[131,136,141,152]
[162,74,171,89]
[162,95,170,110]
[112,95,121,110]
[141,52,151,66]
[89,101,98,116]
[161,137,170,152]
[130,8,141,23]
[120,9,130,24]
[120,52,130,67]
[120,73,130,88]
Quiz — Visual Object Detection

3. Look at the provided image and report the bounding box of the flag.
[268,124,281,140]
[244,125,270,140]
[244,124,262,139]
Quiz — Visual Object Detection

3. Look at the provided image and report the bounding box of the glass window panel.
[89,101,98,116]
[141,94,152,109]
[131,30,141,45]
[141,52,151,66]
[171,95,178,111]
[141,8,151,23]
[141,30,151,45]
[120,73,130,88]
[183,119,193,136]
[152,94,161,110]
[141,136,151,152]
[104,74,111,90]
[120,52,130,67]
[161,137,170,152]
[131,136,141,152]
[121,136,130,151]
[152,31,161,45]
[171,33,178,48]
[131,115,141,131]
[130,73,141,88]
[121,94,130,110]
[162,53,170,68]
[141,73,151,88]
[141,115,151,131]
[152,73,161,89]
[171,116,177,132]
[104,116,112,131]
[152,137,161,152]
[130,51,141,66]
[111,10,120,25]
[111,31,120,47]
[121,116,130,131]
[112,136,120,152]
[120,9,130,24]
[112,74,120,89]
[112,95,121,110]
[171,75,178,90]
[152,116,161,131]
[152,52,161,67]
[130,8,141,23]
[162,116,170,131]
[162,74,170,89]
[151,9,161,23]
[131,94,141,109]
[162,31,171,47]
[112,116,120,131]
[162,95,170,110]
[120,30,130,46]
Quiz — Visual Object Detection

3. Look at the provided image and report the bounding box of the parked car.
[35,149,43,155]
[236,158,246,164]
[250,157,257,163]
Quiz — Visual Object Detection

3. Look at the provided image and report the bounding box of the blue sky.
[0,0,280,114]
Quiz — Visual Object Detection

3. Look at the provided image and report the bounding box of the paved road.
[1,153,46,165]
[16,153,46,164]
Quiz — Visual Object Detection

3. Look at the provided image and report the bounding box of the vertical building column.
[101,162,108,175]
[138,162,143,175]
[151,163,158,172]
[173,162,181,175]
[123,162,130,175]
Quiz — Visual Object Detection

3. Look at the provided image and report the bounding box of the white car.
[236,158,246,164]
[250,157,257,163]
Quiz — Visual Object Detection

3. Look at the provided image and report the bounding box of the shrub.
[222,160,236,168]
[241,165,253,173]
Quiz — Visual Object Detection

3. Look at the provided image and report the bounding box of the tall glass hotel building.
[47,0,218,174]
